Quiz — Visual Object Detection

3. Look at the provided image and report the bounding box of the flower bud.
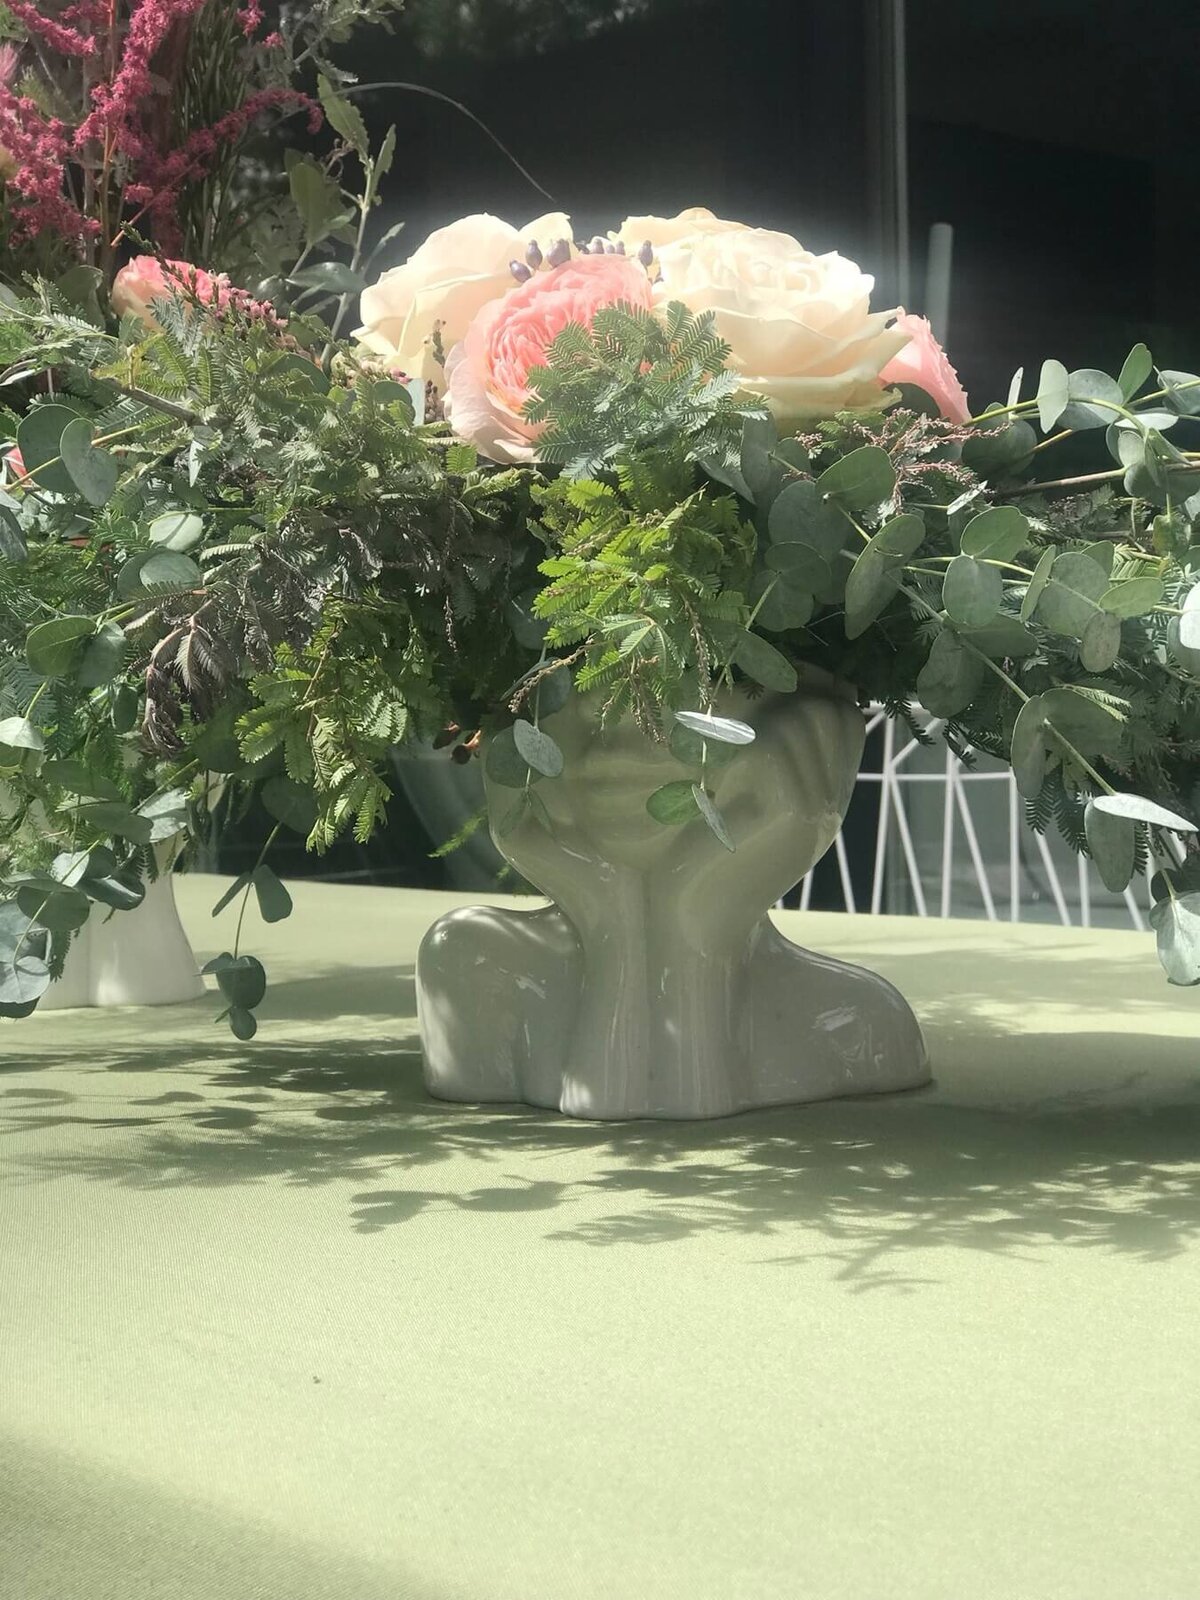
[546,238,571,267]
[525,240,543,270]
[637,240,654,267]
[509,260,533,283]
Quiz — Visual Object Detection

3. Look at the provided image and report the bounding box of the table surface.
[3,878,1199,1600]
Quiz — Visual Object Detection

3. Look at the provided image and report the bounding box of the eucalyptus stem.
[233,822,281,958]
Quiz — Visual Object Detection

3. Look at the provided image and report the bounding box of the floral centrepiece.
[3,161,1200,1038]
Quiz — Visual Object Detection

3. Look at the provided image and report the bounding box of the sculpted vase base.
[417,678,929,1121]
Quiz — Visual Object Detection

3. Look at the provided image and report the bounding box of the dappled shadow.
[3,1025,1200,1286]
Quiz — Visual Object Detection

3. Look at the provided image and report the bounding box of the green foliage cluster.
[3,273,1200,1028]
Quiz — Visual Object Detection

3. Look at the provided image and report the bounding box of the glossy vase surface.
[417,673,929,1120]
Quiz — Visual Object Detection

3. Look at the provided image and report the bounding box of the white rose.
[355,210,572,383]
[614,206,752,251]
[651,222,906,421]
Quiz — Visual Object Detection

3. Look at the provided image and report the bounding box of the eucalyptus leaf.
[765,542,831,591]
[1149,893,1200,986]
[41,760,121,799]
[205,952,267,1010]
[16,883,90,933]
[137,788,190,843]
[1092,794,1196,832]
[1060,369,1124,430]
[1100,576,1164,619]
[959,506,1030,563]
[749,570,813,631]
[1084,801,1136,893]
[252,864,293,924]
[148,510,203,551]
[0,716,44,755]
[1011,696,1049,799]
[646,780,701,824]
[1158,369,1200,417]
[16,404,78,495]
[229,1006,258,1041]
[1036,359,1070,431]
[962,415,1036,478]
[1020,547,1056,623]
[739,414,778,505]
[673,710,756,746]
[915,628,983,718]
[211,874,252,916]
[816,445,896,512]
[1117,343,1153,400]
[485,726,542,788]
[512,718,564,778]
[733,631,798,693]
[74,801,153,844]
[1079,609,1121,672]
[76,622,126,688]
[691,784,734,851]
[60,418,118,507]
[0,947,49,1006]
[943,555,1002,628]
[140,550,202,590]
[83,872,145,912]
[26,615,94,678]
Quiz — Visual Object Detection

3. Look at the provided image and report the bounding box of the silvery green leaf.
[1036,359,1070,431]
[943,554,1002,628]
[1117,342,1152,400]
[1092,794,1196,832]
[691,784,734,851]
[959,506,1030,563]
[1011,695,1049,799]
[512,718,564,778]
[1084,801,1136,893]
[148,511,203,551]
[1149,892,1200,985]
[646,780,701,824]
[673,710,755,746]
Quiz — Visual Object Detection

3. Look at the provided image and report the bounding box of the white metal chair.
[797,704,1175,930]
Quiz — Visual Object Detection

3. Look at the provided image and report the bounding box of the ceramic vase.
[39,852,204,1011]
[417,671,929,1120]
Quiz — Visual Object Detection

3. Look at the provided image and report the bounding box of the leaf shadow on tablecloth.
[4,932,1200,1291]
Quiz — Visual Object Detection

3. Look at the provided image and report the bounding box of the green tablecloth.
[3,879,1198,1600]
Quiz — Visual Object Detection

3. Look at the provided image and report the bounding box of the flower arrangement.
[2,79,1200,1033]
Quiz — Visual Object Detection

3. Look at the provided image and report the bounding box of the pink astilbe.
[126,85,320,248]
[236,0,263,37]
[0,89,95,240]
[4,0,95,57]
[75,0,209,163]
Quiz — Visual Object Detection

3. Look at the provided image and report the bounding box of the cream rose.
[355,211,571,383]
[647,222,906,421]
[614,205,752,251]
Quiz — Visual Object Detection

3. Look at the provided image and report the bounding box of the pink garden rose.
[112,256,232,327]
[444,253,654,462]
[879,313,970,423]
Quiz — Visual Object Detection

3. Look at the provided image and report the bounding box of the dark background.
[220,0,1200,895]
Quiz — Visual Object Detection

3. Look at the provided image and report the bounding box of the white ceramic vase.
[417,671,929,1120]
[39,855,204,1011]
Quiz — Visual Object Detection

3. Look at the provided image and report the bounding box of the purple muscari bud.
[615,239,626,254]
[546,237,571,267]
[525,240,543,269]
[637,240,654,267]
[509,260,533,283]
[589,235,606,254]
[577,240,591,254]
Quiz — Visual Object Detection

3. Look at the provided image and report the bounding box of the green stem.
[233,823,281,958]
